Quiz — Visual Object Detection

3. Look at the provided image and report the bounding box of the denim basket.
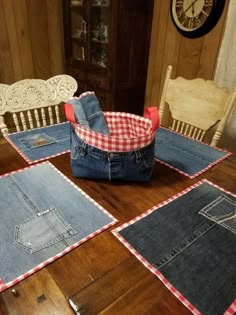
[65,92,159,182]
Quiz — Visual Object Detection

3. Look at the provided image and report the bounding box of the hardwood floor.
[0,137,6,145]
[0,270,74,315]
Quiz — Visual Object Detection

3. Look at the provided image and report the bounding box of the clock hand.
[184,0,199,14]
[192,0,195,16]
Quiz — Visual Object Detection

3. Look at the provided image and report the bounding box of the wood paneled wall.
[0,0,64,84]
[145,0,230,108]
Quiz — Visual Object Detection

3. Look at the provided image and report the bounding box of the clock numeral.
[176,0,184,7]
[180,16,188,26]
[177,8,184,18]
[202,9,209,17]
[188,18,194,29]
[195,17,202,27]
[204,0,213,7]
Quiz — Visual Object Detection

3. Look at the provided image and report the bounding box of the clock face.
[171,0,226,38]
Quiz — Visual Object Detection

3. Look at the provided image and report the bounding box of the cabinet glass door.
[90,0,110,68]
[70,0,87,62]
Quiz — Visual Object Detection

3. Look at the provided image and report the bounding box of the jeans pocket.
[141,142,155,169]
[199,194,236,235]
[20,133,57,149]
[14,208,77,253]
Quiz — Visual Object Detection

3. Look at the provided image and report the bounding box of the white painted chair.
[0,75,78,135]
[159,65,236,146]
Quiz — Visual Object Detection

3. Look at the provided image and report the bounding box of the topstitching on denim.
[154,221,215,269]
[14,207,77,254]
[69,94,110,135]
[0,162,115,284]
[9,176,39,212]
[19,133,57,149]
[119,182,236,315]
[199,194,236,235]
[7,122,71,161]
[71,133,155,181]
[8,177,77,253]
[155,136,213,163]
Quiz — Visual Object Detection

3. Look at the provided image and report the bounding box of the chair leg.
[0,116,8,135]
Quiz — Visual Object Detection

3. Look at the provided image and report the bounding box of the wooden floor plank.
[97,272,168,315]
[0,269,73,315]
[145,291,192,315]
[70,256,167,314]
[47,232,131,298]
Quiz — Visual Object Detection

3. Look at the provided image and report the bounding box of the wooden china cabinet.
[62,0,154,114]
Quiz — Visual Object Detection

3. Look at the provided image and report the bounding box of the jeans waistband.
[77,137,155,160]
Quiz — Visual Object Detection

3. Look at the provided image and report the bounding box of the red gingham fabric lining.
[73,112,154,152]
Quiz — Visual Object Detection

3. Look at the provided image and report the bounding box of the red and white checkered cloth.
[73,111,154,152]
[65,91,158,152]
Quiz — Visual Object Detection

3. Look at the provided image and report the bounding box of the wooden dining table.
[0,141,235,315]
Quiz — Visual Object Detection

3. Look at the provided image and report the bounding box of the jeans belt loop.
[135,150,142,163]
[79,142,87,156]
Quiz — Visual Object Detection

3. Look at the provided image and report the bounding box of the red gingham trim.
[73,112,154,152]
[4,122,70,164]
[155,126,232,179]
[225,300,236,315]
[0,161,118,293]
[112,179,236,315]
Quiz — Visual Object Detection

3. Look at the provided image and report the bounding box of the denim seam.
[156,138,212,163]
[14,208,77,253]
[135,150,142,163]
[87,111,104,120]
[9,177,39,212]
[108,156,112,181]
[14,229,73,254]
[199,195,225,213]
[19,133,57,149]
[199,195,236,235]
[200,213,236,235]
[154,222,215,270]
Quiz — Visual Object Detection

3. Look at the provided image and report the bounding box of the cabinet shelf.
[70,4,83,8]
[70,0,83,6]
[71,34,85,39]
[91,5,109,8]
[91,39,108,44]
[62,0,154,113]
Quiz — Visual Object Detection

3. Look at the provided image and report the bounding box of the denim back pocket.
[14,208,77,253]
[20,133,57,149]
[199,194,236,235]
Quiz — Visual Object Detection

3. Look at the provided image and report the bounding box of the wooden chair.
[159,65,236,146]
[0,75,78,135]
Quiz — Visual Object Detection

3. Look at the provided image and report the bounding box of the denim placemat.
[113,180,236,315]
[5,122,71,164]
[155,127,231,178]
[0,162,117,292]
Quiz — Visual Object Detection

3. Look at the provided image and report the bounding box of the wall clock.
[171,0,226,38]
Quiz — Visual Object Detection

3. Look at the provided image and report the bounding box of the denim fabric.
[155,128,228,176]
[69,94,110,135]
[0,162,114,284]
[19,133,57,149]
[14,207,77,253]
[7,123,70,162]
[70,127,155,182]
[119,181,236,315]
